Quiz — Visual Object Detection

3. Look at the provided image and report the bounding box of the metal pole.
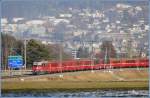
[59,41,63,77]
[109,44,111,71]
[4,33,7,71]
[104,47,108,70]
[24,40,27,70]
[91,41,94,73]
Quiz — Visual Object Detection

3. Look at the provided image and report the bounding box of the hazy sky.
[1,0,148,19]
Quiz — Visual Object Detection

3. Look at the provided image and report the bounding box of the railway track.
[2,68,147,79]
[2,74,33,79]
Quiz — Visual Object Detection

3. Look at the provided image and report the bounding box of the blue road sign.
[8,55,23,69]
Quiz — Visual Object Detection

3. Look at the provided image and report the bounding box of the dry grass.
[2,68,149,91]
[2,81,148,91]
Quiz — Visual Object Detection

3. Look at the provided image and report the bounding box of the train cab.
[32,61,48,74]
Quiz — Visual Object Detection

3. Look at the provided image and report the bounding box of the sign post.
[8,55,23,76]
[8,55,23,69]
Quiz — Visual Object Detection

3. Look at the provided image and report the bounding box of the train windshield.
[33,61,48,66]
[33,62,43,66]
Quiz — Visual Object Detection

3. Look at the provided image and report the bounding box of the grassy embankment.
[2,68,149,92]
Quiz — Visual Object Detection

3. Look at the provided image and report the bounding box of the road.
[1,70,32,77]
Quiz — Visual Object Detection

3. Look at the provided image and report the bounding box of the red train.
[32,58,149,74]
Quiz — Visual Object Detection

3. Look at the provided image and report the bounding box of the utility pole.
[118,46,123,71]
[59,40,63,77]
[125,31,132,58]
[24,39,27,70]
[82,40,96,72]
[90,40,94,73]
[4,32,8,71]
[104,47,108,69]
[108,44,112,70]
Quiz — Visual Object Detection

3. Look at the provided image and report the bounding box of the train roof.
[110,57,148,61]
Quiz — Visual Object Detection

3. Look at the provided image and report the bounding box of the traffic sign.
[8,55,23,69]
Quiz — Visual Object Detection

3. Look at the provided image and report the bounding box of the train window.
[33,62,42,66]
[112,61,120,63]
[139,59,148,62]
[126,60,135,63]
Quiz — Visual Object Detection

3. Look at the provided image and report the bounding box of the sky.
[1,0,148,19]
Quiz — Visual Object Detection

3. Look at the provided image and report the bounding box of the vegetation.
[1,34,71,69]
[2,81,148,91]
[96,40,116,63]
[76,47,89,58]
[1,34,24,69]
[26,39,51,67]
[27,39,71,67]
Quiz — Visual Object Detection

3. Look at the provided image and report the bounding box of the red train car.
[32,58,149,74]
[32,59,92,74]
[109,58,149,68]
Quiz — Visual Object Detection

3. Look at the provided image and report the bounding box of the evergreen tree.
[98,40,116,63]
[77,46,89,58]
[26,39,50,67]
